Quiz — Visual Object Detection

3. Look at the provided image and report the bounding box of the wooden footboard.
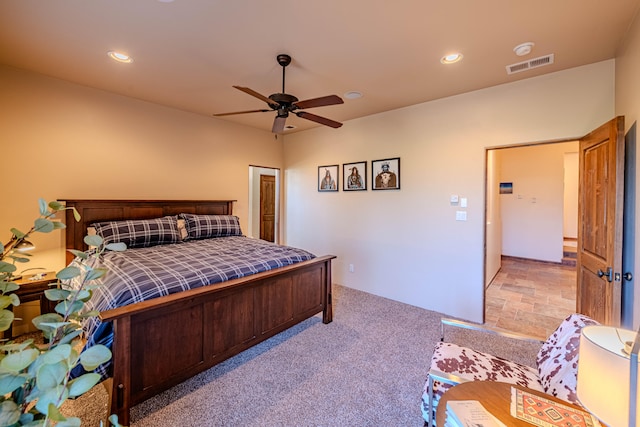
[101,255,334,425]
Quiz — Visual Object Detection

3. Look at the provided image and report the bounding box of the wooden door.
[577,116,625,325]
[260,175,275,242]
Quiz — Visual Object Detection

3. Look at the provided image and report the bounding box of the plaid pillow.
[179,214,243,240]
[92,216,182,248]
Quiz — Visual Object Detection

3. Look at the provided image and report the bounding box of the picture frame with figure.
[343,161,367,191]
[372,157,400,190]
[318,165,339,192]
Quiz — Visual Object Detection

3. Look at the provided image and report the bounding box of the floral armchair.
[420,313,599,426]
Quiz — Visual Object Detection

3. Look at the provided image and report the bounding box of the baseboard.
[501,255,564,265]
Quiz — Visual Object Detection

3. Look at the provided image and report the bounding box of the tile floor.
[485,255,577,341]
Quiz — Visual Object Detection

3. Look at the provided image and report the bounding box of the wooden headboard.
[60,199,235,264]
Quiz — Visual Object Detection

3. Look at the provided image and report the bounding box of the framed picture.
[372,157,400,190]
[318,165,339,192]
[343,161,367,191]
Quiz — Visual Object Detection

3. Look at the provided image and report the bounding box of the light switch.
[450,195,459,204]
[456,211,467,221]
[460,197,467,208]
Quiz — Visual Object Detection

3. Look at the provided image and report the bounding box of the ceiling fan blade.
[272,115,287,133]
[233,86,280,107]
[293,95,344,110]
[295,111,343,129]
[213,109,270,117]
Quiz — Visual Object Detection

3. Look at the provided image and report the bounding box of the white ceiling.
[1,1,639,133]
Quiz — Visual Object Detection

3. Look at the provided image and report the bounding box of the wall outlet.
[349,264,354,273]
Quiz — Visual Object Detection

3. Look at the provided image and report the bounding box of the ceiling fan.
[214,54,344,133]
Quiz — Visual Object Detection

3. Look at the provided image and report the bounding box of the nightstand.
[5,272,58,338]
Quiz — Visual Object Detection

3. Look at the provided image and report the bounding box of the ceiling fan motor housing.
[269,93,299,110]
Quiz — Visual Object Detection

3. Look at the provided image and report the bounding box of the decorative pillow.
[536,313,600,405]
[179,214,243,240]
[176,218,188,240]
[92,216,182,248]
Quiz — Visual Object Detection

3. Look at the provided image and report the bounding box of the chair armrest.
[427,369,471,386]
[440,317,544,344]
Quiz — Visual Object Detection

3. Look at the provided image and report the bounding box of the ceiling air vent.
[506,54,554,75]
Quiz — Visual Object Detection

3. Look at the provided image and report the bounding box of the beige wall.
[497,141,578,263]
[0,65,281,272]
[284,60,615,322]
[615,10,640,327]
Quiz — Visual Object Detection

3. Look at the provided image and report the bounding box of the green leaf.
[106,242,127,252]
[58,329,82,346]
[0,262,17,273]
[0,309,15,331]
[0,373,28,395]
[56,266,80,281]
[74,289,91,301]
[36,361,67,390]
[0,281,19,293]
[44,288,71,302]
[46,403,67,422]
[52,221,66,230]
[67,249,88,260]
[108,414,124,427]
[18,412,35,425]
[48,201,64,211]
[72,207,80,222]
[68,373,101,397]
[86,268,106,281]
[0,340,33,353]
[9,293,20,307]
[34,218,54,233]
[9,228,25,239]
[0,400,21,426]
[84,235,103,248]
[0,295,14,309]
[9,255,30,263]
[43,344,71,365]
[32,313,64,336]
[79,345,112,371]
[39,198,49,215]
[34,386,68,414]
[57,417,82,427]
[0,348,39,372]
[55,300,84,315]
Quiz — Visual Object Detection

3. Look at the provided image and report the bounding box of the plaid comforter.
[69,236,315,378]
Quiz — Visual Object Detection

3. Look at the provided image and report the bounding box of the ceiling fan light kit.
[214,54,344,133]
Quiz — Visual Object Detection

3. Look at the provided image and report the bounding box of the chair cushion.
[536,313,599,405]
[421,341,543,423]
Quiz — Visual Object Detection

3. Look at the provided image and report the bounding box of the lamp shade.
[577,325,639,427]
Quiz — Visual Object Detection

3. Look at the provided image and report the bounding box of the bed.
[61,199,334,425]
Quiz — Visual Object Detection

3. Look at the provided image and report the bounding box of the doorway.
[484,141,578,339]
[248,166,280,244]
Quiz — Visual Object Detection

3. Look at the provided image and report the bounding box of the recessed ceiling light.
[107,51,133,63]
[344,91,363,100]
[285,125,297,130]
[513,42,535,57]
[440,53,463,64]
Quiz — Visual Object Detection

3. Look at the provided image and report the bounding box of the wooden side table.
[5,272,58,338]
[436,381,588,426]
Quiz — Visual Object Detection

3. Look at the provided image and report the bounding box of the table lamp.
[577,325,640,427]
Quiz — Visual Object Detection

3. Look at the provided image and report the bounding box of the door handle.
[597,267,613,282]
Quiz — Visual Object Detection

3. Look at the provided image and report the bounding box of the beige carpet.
[61,284,541,426]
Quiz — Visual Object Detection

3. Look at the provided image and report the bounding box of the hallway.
[485,256,577,341]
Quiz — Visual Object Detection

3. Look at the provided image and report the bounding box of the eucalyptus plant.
[0,199,126,427]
